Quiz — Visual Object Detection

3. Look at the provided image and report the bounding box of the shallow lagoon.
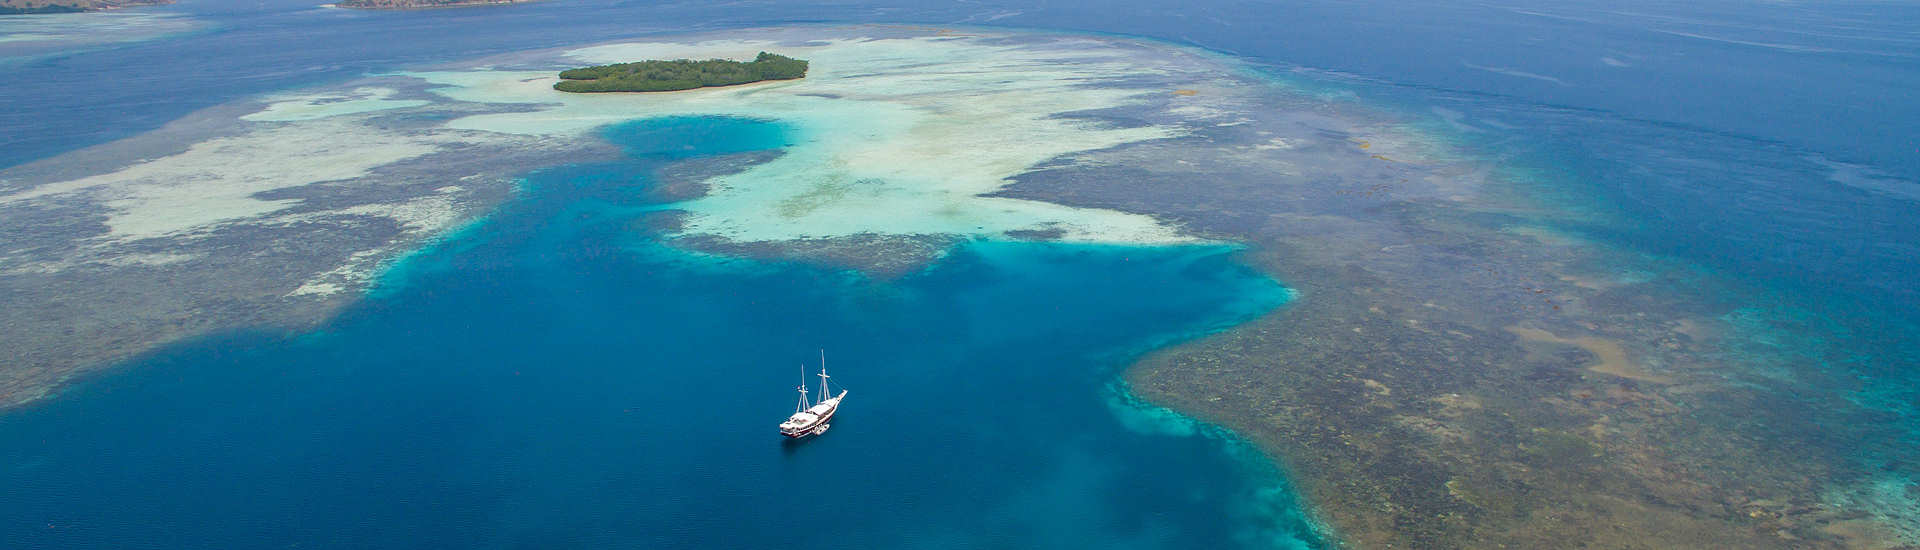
[0,117,1319,548]
[1,1,1914,545]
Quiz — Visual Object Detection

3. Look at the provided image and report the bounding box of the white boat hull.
[780,391,845,438]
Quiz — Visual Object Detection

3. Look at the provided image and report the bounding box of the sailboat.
[779,350,846,438]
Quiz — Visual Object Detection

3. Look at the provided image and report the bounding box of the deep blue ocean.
[0,117,1313,548]
[3,0,1917,548]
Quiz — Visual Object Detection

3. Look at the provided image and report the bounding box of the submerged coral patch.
[2,119,460,241]
[413,34,1212,245]
[242,87,431,122]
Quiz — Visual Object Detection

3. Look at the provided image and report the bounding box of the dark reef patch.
[670,232,959,280]
[994,78,1908,547]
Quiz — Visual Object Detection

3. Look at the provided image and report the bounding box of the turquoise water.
[0,117,1319,548]
[4,0,1917,546]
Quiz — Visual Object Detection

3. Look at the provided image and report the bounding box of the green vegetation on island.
[553,52,809,93]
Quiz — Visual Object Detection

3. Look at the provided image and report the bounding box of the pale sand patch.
[0,119,465,242]
[1163,85,1243,122]
[1674,318,1722,342]
[1823,476,1920,547]
[1,251,201,275]
[287,249,385,297]
[1348,129,1462,165]
[1508,326,1676,384]
[411,34,1204,245]
[87,252,200,267]
[1553,267,1652,290]
[242,87,430,122]
[287,281,343,297]
[0,32,56,43]
[1253,137,1297,151]
[275,187,470,297]
[1506,225,1587,247]
[1557,272,1617,290]
[335,189,461,233]
[0,12,201,65]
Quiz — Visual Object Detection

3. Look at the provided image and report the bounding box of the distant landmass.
[554,52,808,93]
[0,0,169,14]
[333,0,532,9]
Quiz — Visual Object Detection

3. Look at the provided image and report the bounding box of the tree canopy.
[553,52,809,93]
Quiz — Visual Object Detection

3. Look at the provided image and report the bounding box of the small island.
[0,0,170,14]
[334,0,533,9]
[553,52,809,93]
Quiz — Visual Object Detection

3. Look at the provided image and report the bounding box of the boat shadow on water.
[779,419,844,455]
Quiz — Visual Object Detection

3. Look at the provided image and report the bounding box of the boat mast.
[818,349,831,399]
[796,364,810,413]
